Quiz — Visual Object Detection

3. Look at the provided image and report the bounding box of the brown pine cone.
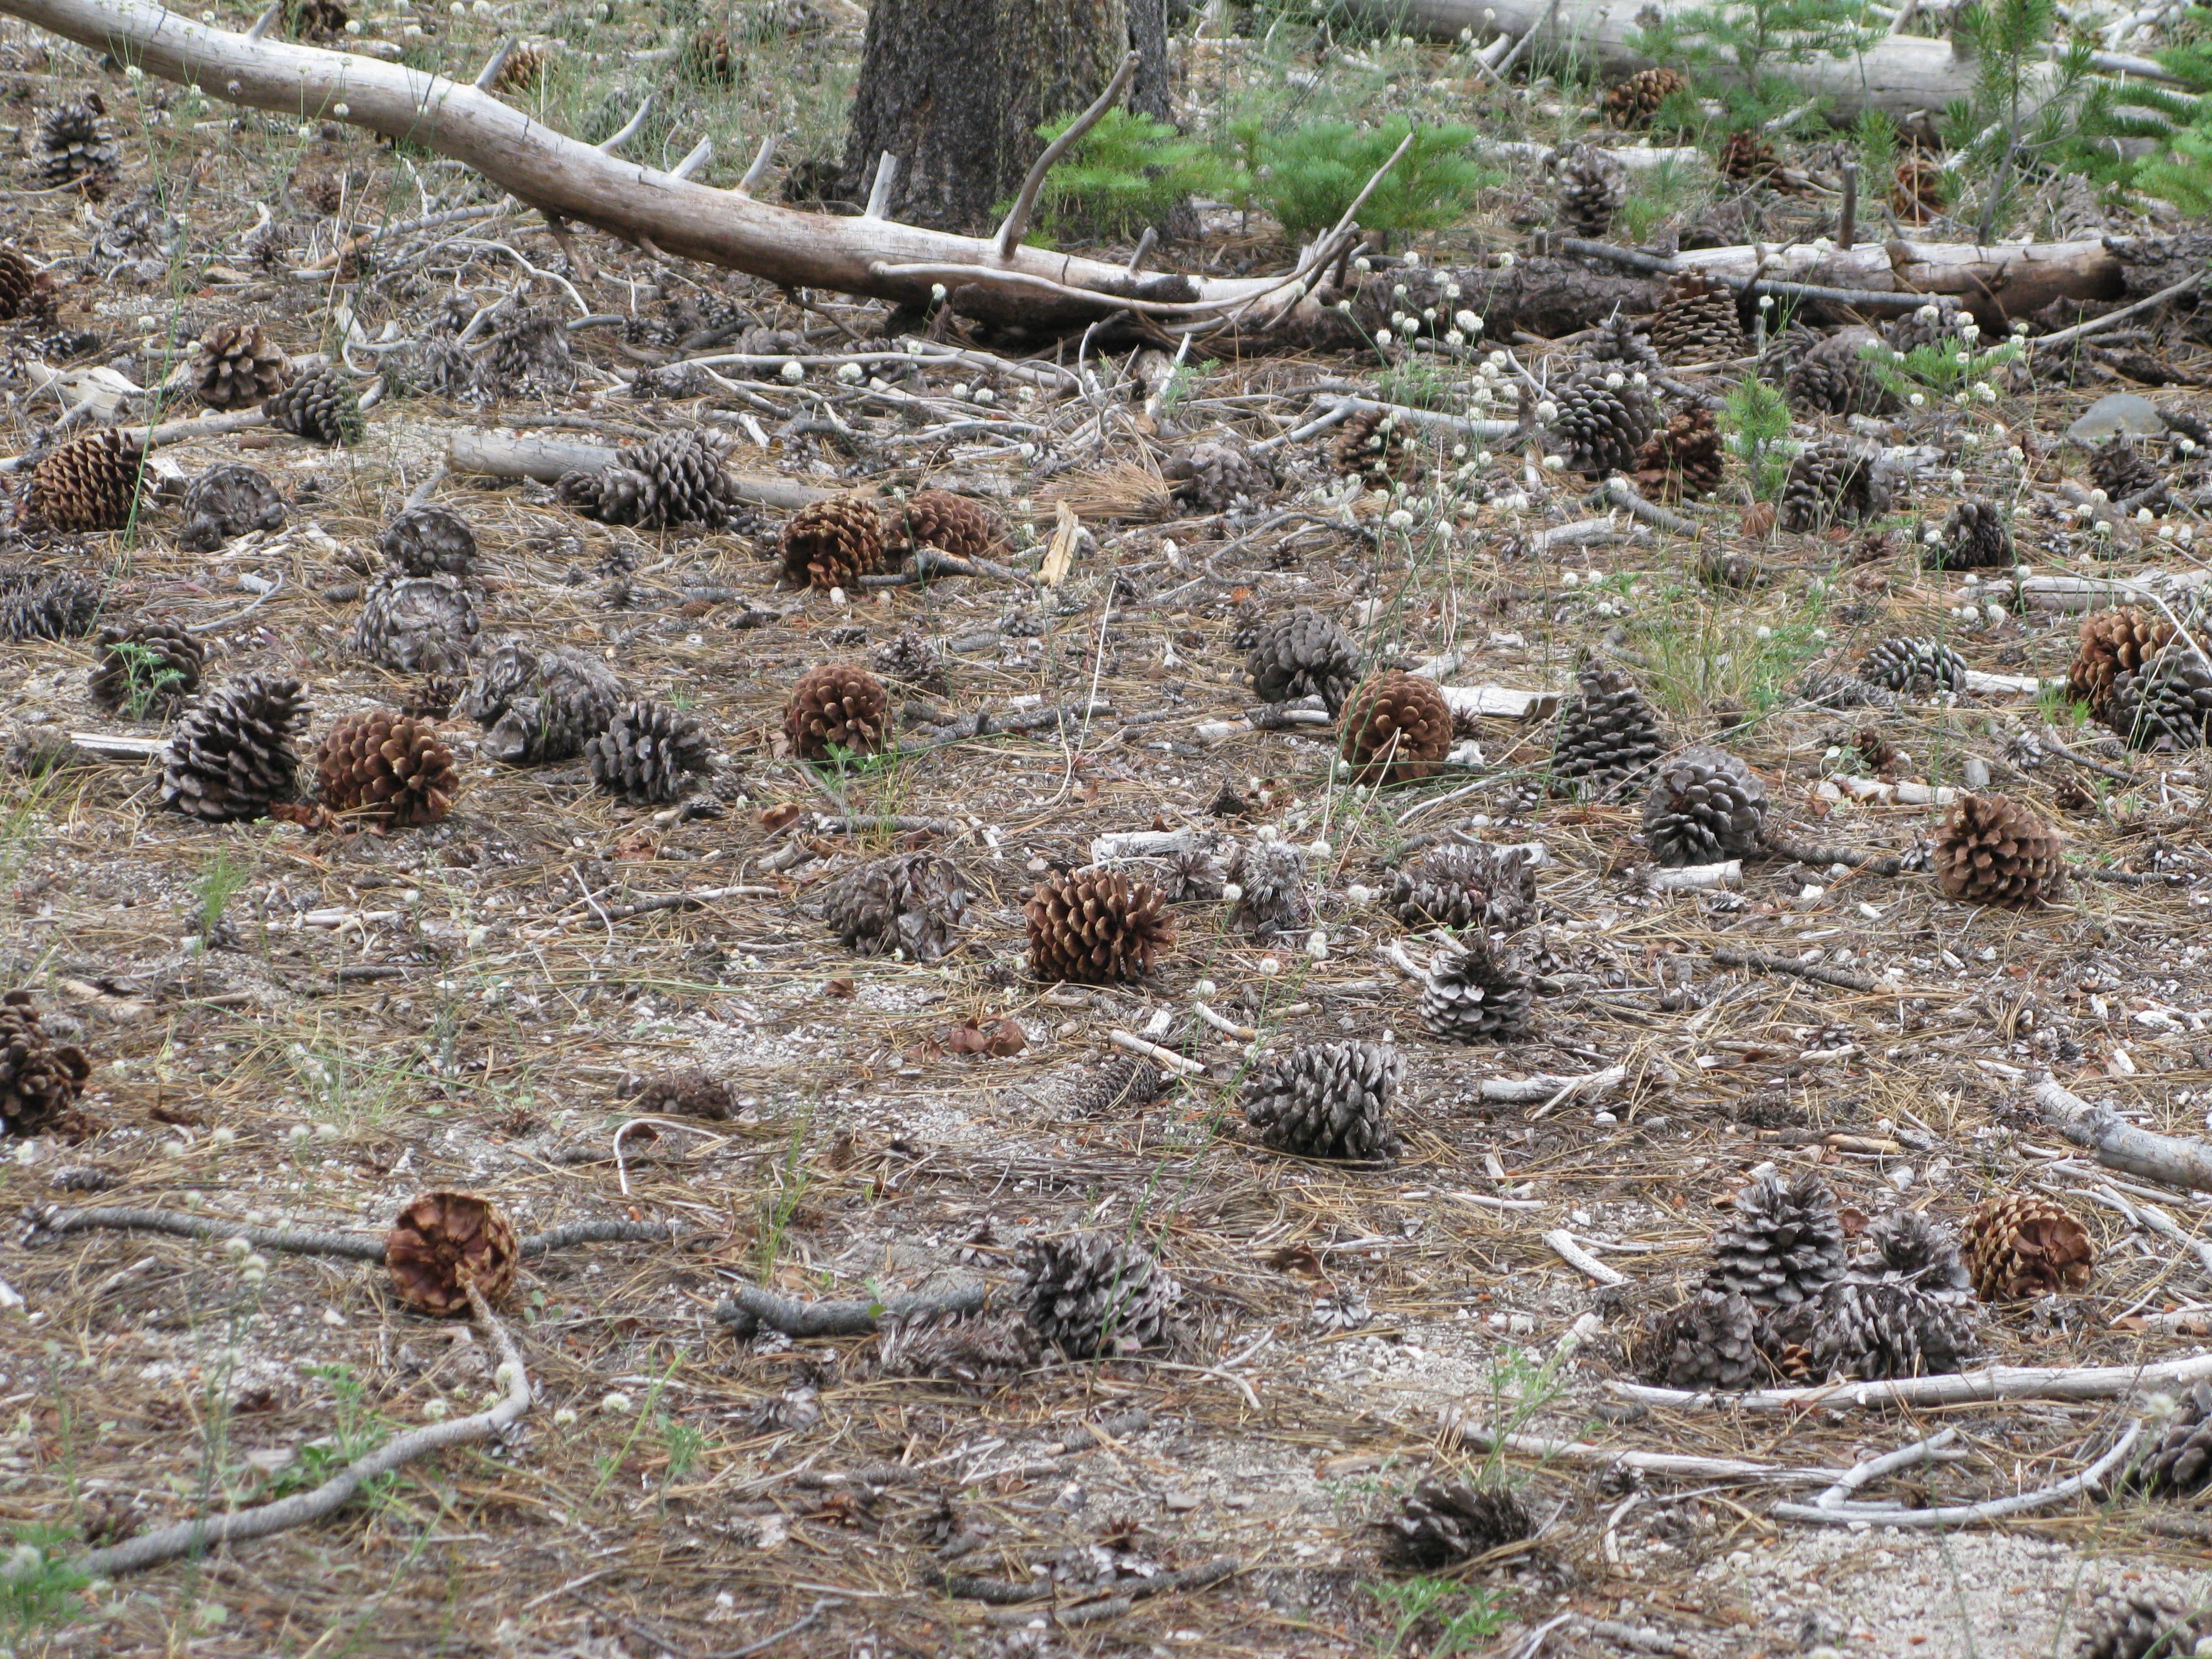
[316,709,458,827]
[1718,129,1778,180]
[882,491,1006,564]
[780,497,886,589]
[1933,792,2064,907]
[385,1191,519,1316]
[2068,607,2175,716]
[25,429,143,532]
[1892,149,1946,223]
[689,26,738,81]
[1603,65,1687,127]
[1025,868,1173,984]
[192,320,289,411]
[783,663,889,761]
[1330,405,1421,484]
[1631,406,1725,500]
[1338,670,1453,785]
[492,40,553,95]
[1649,273,1744,366]
[0,247,49,321]
[1963,1192,2094,1299]
[0,989,90,1138]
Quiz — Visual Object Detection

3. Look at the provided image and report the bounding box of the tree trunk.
[839,0,1142,233]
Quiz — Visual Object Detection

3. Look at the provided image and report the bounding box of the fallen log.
[446,429,831,510]
[2036,1074,2212,1193]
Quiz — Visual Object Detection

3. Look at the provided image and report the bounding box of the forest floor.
[0,3,2208,1658]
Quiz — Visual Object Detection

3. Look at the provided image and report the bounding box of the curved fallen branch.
[79,1282,528,1576]
[1772,1423,2140,1529]
[1613,1351,2212,1411]
[715,1282,989,1338]
[2037,1074,2212,1193]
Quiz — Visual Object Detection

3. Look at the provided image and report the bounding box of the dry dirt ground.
[0,4,2208,1658]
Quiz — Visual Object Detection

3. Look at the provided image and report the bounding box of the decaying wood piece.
[445,429,831,510]
[2037,1075,2212,1193]
[1615,1351,2212,1410]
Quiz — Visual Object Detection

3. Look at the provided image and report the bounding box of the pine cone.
[1419,934,1534,1043]
[482,308,576,396]
[264,367,365,446]
[461,638,624,764]
[1026,868,1173,984]
[0,246,46,321]
[178,463,285,552]
[868,625,948,693]
[1858,637,1968,697]
[1588,311,1660,372]
[1389,843,1537,933]
[191,321,289,411]
[1706,1171,1845,1309]
[2106,646,2212,752]
[1550,142,1627,239]
[1717,128,1778,181]
[881,490,1006,563]
[689,25,738,81]
[1157,844,1224,902]
[1933,792,2064,906]
[161,673,309,822]
[874,1313,1041,1383]
[624,1069,733,1119]
[1020,1231,1178,1357]
[1891,149,1947,223]
[1801,1280,1976,1381]
[1862,1208,1974,1302]
[1630,405,1725,500]
[1644,1287,1764,1391]
[1225,837,1310,937]
[491,40,553,95]
[1962,1192,2094,1299]
[380,505,476,577]
[1604,66,1687,126]
[1779,439,1891,533]
[25,429,143,532]
[88,619,203,716]
[819,851,969,962]
[2134,1380,2212,1496]
[1330,405,1421,484]
[1883,298,1967,357]
[1650,274,1743,365]
[0,571,103,642]
[1786,327,1893,417]
[1160,439,1276,514]
[780,496,888,589]
[1339,670,1453,785]
[585,429,747,530]
[2072,1591,2198,1659]
[1384,1478,1533,1570]
[404,674,463,722]
[353,572,479,675]
[1246,606,1360,714]
[1060,1052,1165,1117]
[782,662,889,762]
[1546,366,1657,476]
[35,97,116,192]
[586,700,712,805]
[2068,608,2174,716]
[1642,746,1767,865]
[2091,439,2164,506]
[0,990,90,1137]
[1243,1040,1404,1161]
[1933,498,2013,570]
[316,709,458,827]
[1552,664,1667,796]
[291,0,349,38]
[385,1191,519,1317]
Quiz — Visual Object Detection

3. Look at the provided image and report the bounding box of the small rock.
[2067,392,2164,441]
[1162,1491,1201,1512]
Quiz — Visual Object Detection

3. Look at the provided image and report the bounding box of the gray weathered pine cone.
[1057,1052,1165,1117]
[1705,1171,1845,1309]
[1588,310,1660,371]
[1649,275,1743,365]
[868,625,948,693]
[1419,935,1533,1043]
[1882,298,1965,357]
[1548,142,1626,240]
[1160,438,1276,514]
[1778,439,1891,533]
[1792,1279,1976,1382]
[2105,646,2212,750]
[353,572,480,676]
[818,851,969,963]
[1241,1040,1404,1161]
[1020,1231,1178,1358]
[586,700,713,805]
[1862,1208,1974,1302]
[873,1313,1042,1384]
[88,619,204,714]
[264,366,364,446]
[2071,1591,2198,1659]
[1246,607,1360,714]
[380,505,477,576]
[461,637,624,764]
[1641,746,1767,865]
[1157,843,1225,902]
[481,308,577,395]
[36,97,116,189]
[0,571,103,643]
[1934,498,2013,570]
[560,429,742,529]
[2133,1379,2212,1496]
[161,672,310,822]
[179,464,285,552]
[2090,439,2164,507]
[1784,327,1894,416]
[1551,664,1667,795]
[1545,366,1657,476]
[1644,1287,1764,1391]
[1795,665,1902,714]
[1858,637,1968,697]
[1388,843,1537,933]
[1383,1477,1533,1570]
[1225,837,1310,937]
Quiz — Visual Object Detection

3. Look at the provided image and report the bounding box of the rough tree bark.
[839,0,1169,232]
